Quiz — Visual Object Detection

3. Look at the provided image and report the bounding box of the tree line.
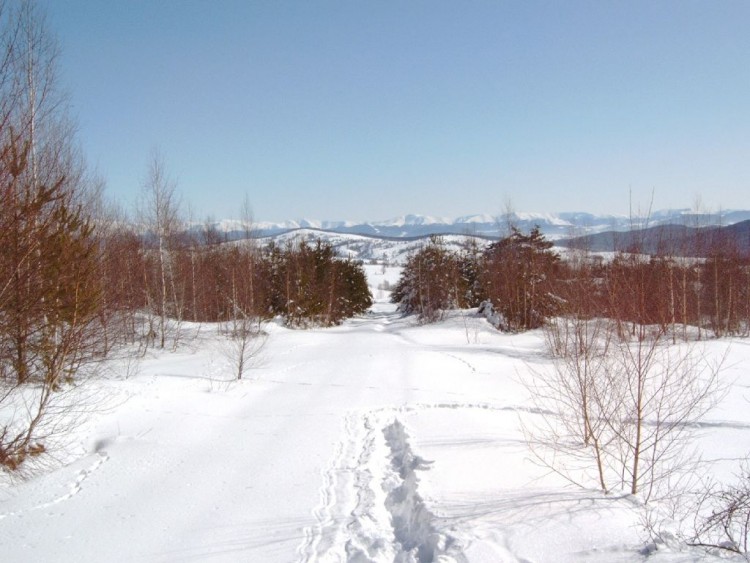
[391,227,750,339]
[99,222,372,349]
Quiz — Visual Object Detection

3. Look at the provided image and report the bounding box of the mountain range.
[181,209,750,265]
[205,209,750,241]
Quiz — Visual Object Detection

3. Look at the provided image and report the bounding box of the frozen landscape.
[3,2,749,561]
[1,264,748,562]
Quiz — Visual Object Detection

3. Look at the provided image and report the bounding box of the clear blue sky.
[42,0,749,222]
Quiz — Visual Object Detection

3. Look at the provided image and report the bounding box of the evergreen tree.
[259,239,371,326]
[481,226,560,330]
[391,236,465,322]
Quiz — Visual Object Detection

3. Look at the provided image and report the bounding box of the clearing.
[1,265,748,562]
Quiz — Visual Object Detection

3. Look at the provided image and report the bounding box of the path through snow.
[0,300,537,561]
[2,280,749,561]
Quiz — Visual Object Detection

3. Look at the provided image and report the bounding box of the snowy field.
[1,264,749,562]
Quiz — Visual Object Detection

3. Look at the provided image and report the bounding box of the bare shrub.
[687,467,750,557]
[220,315,265,381]
[0,372,100,477]
[527,319,726,501]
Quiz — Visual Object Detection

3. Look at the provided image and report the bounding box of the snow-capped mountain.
[209,209,750,241]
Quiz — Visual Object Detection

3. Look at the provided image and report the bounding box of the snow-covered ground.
[1,264,749,562]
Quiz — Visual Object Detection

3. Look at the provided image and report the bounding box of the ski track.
[380,419,467,562]
[298,405,506,562]
[298,411,359,561]
[5,297,745,562]
[297,400,566,561]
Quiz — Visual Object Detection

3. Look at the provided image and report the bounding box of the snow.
[453,214,498,224]
[295,219,356,230]
[511,211,574,227]
[1,266,749,562]
[379,214,452,228]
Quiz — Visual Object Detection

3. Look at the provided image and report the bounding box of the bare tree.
[139,150,182,349]
[0,1,101,472]
[614,334,725,498]
[529,320,726,501]
[539,316,617,491]
[220,312,265,381]
[238,193,259,317]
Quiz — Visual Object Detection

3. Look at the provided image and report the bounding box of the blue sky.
[42,1,749,222]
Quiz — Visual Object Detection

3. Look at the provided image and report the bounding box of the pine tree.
[391,236,464,322]
[481,226,560,330]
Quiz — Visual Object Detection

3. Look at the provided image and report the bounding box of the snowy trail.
[2,286,749,561]
[0,302,524,562]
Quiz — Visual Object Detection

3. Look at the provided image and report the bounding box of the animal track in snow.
[442,352,477,373]
[0,451,109,520]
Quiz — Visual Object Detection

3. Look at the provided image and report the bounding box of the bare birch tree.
[139,150,182,349]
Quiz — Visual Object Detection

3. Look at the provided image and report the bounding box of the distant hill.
[182,210,750,264]
[556,220,750,258]
[255,228,491,265]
